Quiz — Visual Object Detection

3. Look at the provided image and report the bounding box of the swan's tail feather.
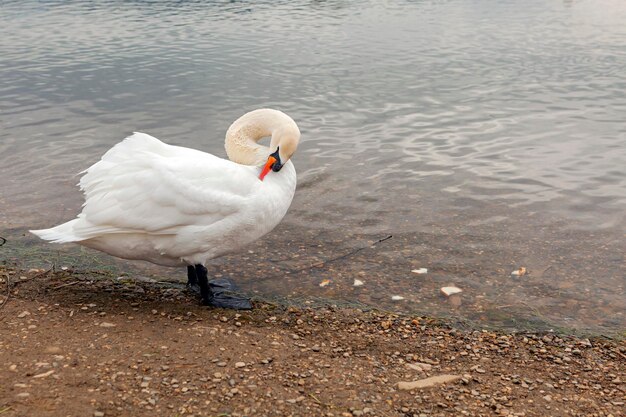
[30,219,83,243]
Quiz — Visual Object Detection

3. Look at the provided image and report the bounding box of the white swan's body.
[31,109,300,267]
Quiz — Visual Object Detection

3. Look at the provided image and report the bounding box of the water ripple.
[1,0,625,331]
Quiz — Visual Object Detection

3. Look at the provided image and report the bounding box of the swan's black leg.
[193,264,252,310]
[194,264,212,304]
[187,265,201,295]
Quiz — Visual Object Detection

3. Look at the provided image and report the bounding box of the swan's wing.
[74,132,258,238]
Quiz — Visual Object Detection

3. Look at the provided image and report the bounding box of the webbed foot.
[187,265,252,310]
[203,278,252,310]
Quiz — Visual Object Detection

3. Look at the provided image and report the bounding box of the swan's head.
[224,108,300,179]
[259,128,299,180]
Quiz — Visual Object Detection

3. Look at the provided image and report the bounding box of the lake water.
[1,0,624,335]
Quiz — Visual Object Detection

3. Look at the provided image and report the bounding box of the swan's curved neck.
[225,109,298,166]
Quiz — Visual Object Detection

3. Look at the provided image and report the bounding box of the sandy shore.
[0,266,624,417]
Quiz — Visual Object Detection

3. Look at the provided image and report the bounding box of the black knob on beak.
[270,147,283,172]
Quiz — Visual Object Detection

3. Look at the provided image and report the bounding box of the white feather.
[31,110,299,267]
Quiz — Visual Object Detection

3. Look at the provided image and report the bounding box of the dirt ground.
[0,266,624,417]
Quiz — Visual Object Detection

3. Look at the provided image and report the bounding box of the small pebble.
[440,286,462,297]
[511,267,527,276]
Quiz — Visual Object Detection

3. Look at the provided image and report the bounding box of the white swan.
[31,108,301,309]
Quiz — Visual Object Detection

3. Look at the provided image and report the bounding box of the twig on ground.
[613,348,626,361]
[373,235,393,245]
[11,267,53,287]
[52,281,80,290]
[288,235,393,274]
[1,267,53,309]
[309,393,333,408]
[0,270,10,311]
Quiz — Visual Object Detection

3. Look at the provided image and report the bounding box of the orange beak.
[259,156,277,181]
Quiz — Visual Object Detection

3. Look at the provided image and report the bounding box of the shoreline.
[1,265,624,417]
[3,228,625,338]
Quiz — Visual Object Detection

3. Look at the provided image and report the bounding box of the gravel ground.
[0,266,624,417]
